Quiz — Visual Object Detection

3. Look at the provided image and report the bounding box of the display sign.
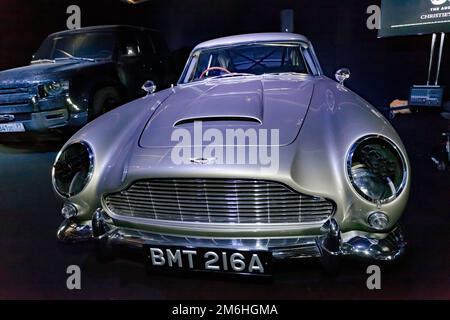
[379,0,450,37]
[409,85,445,107]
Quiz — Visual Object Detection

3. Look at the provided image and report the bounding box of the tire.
[89,86,121,120]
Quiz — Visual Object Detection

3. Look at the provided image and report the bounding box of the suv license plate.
[0,122,25,132]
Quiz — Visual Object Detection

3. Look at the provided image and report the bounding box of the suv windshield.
[180,42,315,84]
[33,32,116,61]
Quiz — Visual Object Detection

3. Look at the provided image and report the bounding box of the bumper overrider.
[57,209,406,272]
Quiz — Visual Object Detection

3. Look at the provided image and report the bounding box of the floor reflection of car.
[0,25,175,133]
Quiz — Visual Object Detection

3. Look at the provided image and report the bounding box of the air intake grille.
[104,179,334,224]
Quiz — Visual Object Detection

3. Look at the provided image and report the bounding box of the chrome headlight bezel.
[346,135,408,204]
[52,141,94,198]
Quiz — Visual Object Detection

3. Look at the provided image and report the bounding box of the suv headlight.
[347,136,407,204]
[52,142,94,197]
[39,80,69,98]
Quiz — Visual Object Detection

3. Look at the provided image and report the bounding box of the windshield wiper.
[55,56,95,62]
[265,72,305,76]
[207,72,255,80]
[55,49,95,62]
[30,59,55,64]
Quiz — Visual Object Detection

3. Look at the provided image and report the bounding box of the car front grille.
[0,85,35,112]
[104,179,334,224]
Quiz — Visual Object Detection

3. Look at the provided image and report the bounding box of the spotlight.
[121,0,150,4]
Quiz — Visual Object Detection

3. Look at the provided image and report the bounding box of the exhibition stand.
[380,0,449,111]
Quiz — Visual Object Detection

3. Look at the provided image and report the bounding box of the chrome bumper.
[57,209,406,266]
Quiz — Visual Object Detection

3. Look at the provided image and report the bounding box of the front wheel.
[89,87,121,120]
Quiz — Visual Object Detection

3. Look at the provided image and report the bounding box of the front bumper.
[57,209,406,266]
[0,87,88,132]
[21,109,88,131]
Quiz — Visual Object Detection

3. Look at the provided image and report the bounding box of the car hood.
[0,60,107,86]
[139,75,315,148]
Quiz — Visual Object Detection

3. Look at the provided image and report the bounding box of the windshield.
[33,32,116,61]
[180,42,316,84]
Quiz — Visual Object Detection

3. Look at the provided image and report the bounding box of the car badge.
[190,157,216,165]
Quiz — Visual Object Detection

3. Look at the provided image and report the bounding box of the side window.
[149,31,169,55]
[139,31,156,56]
[119,31,141,57]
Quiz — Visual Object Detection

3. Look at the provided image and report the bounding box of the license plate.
[143,245,272,276]
[0,122,25,132]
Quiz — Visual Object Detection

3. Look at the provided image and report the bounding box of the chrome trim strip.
[104,211,326,233]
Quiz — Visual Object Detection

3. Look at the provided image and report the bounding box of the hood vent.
[174,116,262,127]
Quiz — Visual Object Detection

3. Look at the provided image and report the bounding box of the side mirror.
[142,80,156,94]
[335,68,351,86]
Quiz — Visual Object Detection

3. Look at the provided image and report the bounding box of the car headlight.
[347,136,407,204]
[39,80,69,98]
[52,142,94,197]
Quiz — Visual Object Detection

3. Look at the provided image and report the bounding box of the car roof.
[193,32,311,50]
[47,25,159,37]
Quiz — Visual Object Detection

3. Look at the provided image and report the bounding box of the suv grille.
[0,85,34,112]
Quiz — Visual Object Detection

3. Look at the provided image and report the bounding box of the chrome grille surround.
[104,179,334,224]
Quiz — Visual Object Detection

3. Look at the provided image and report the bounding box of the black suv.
[0,25,174,133]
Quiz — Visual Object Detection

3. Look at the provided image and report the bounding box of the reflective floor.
[0,113,449,299]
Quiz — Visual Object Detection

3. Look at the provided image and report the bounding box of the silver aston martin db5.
[53,33,410,275]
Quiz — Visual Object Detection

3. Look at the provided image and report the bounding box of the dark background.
[0,0,449,299]
[0,0,447,108]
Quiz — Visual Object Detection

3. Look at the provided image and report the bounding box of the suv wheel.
[89,87,121,119]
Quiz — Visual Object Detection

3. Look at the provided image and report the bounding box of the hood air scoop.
[174,116,262,126]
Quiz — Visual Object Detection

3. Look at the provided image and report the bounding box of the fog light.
[61,203,78,219]
[368,212,389,230]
